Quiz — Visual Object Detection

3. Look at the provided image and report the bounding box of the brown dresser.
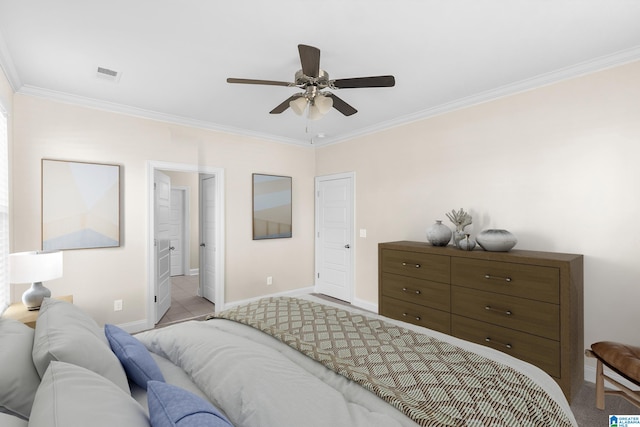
[378,241,583,402]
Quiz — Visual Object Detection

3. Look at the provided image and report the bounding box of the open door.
[154,170,172,323]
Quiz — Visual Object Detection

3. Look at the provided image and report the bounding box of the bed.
[0,295,578,427]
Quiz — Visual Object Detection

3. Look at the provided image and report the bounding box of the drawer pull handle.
[402,287,421,295]
[484,305,512,316]
[402,312,421,321]
[485,337,512,350]
[402,262,421,268]
[484,274,512,283]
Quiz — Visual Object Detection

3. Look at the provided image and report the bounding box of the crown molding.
[16,85,309,147]
[317,46,640,147]
[7,45,640,148]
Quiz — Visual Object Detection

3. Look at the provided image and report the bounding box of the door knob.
[344,244,350,249]
[200,243,206,247]
[169,246,175,251]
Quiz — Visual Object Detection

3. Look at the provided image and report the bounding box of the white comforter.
[137,318,420,427]
[135,295,577,427]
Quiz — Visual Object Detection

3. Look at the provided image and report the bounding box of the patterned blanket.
[214,297,574,427]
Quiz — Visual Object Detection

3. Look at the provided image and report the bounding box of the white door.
[315,173,354,302]
[169,188,185,276]
[200,174,216,303]
[154,170,172,323]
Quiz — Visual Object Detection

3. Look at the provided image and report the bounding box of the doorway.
[147,161,225,329]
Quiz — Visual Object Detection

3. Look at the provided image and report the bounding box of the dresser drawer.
[452,315,560,377]
[381,273,450,312]
[451,257,559,304]
[381,296,450,334]
[451,286,559,340]
[381,249,450,283]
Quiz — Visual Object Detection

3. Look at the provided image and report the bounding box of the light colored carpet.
[571,381,639,426]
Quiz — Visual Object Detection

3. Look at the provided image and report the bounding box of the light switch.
[359,229,367,238]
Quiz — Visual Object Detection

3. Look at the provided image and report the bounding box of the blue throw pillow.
[147,381,233,427]
[104,324,165,390]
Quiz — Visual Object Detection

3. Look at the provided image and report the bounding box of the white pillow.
[29,361,149,427]
[31,298,129,393]
[0,318,40,419]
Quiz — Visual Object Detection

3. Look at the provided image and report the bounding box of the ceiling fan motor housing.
[295,69,330,88]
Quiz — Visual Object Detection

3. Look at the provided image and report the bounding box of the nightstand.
[2,295,73,328]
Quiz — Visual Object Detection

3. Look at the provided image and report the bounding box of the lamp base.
[22,282,51,311]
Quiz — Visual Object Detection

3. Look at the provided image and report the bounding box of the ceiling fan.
[226,44,395,120]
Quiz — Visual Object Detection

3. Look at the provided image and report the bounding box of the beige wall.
[5,57,640,376]
[316,60,640,374]
[10,94,315,326]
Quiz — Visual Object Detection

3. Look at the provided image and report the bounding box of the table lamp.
[9,250,63,310]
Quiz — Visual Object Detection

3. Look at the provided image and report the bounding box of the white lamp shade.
[9,251,63,283]
[308,104,323,121]
[314,94,333,114]
[289,96,308,116]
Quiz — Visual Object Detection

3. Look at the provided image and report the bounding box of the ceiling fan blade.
[325,93,357,116]
[332,75,395,89]
[227,78,294,87]
[269,95,301,114]
[298,44,320,78]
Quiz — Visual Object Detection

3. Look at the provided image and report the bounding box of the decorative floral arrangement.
[446,208,472,232]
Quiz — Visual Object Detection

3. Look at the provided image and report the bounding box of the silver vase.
[476,229,517,252]
[426,220,452,247]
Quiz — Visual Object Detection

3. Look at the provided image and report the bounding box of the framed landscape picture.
[252,173,292,240]
[42,159,121,250]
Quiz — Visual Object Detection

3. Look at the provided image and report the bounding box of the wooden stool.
[586,341,640,409]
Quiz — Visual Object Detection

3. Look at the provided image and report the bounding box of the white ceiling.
[1,1,639,146]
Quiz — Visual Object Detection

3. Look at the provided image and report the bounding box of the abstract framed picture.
[252,173,292,240]
[42,159,121,250]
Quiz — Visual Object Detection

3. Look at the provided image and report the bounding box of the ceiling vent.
[96,66,121,82]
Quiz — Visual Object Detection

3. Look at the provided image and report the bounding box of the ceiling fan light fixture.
[307,104,323,121]
[314,94,333,115]
[289,96,308,116]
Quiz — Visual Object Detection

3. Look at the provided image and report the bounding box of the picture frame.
[252,173,292,240]
[42,159,121,250]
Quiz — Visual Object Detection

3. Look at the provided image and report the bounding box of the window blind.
[0,106,8,312]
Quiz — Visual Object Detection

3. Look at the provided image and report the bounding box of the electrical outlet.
[114,299,123,311]
[267,276,273,285]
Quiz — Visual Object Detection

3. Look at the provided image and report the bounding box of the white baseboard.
[189,268,199,276]
[352,297,378,313]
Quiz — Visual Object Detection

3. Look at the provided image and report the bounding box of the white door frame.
[147,161,225,329]
[314,172,356,302]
